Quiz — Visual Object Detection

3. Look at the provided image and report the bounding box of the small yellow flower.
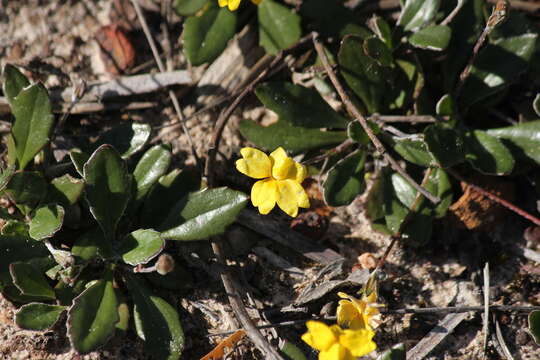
[218,0,262,11]
[301,321,376,360]
[236,147,309,217]
[337,292,382,331]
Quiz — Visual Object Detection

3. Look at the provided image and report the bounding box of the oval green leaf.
[4,171,47,215]
[11,83,54,170]
[464,130,514,175]
[127,275,184,360]
[10,262,55,300]
[397,0,441,31]
[29,204,65,240]
[133,145,172,203]
[393,139,434,167]
[160,187,248,241]
[258,0,301,55]
[84,145,131,242]
[174,0,208,16]
[119,229,164,266]
[409,25,451,51]
[67,274,118,354]
[3,64,30,105]
[424,124,465,167]
[323,150,366,206]
[529,310,540,345]
[487,120,540,165]
[15,303,66,331]
[72,227,112,261]
[48,174,85,206]
[183,4,237,66]
[94,123,151,159]
[377,343,406,360]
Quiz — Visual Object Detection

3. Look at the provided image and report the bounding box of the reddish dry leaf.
[201,330,246,360]
[95,24,135,75]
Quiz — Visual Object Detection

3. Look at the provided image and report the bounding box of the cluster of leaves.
[0,65,250,359]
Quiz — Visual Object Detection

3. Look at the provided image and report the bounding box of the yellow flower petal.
[218,0,228,7]
[228,0,241,10]
[320,343,354,360]
[236,147,272,179]
[294,162,308,183]
[270,147,296,180]
[337,301,365,329]
[301,321,337,352]
[339,328,377,357]
[251,179,278,215]
[276,179,310,217]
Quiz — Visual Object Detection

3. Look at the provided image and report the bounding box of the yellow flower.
[218,0,262,11]
[336,292,382,331]
[301,321,376,360]
[236,147,309,217]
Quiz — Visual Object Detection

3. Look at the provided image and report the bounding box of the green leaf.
[258,0,301,55]
[160,187,248,241]
[364,37,393,67]
[463,130,514,175]
[323,150,366,206]
[141,169,201,229]
[69,149,90,177]
[239,119,347,153]
[339,35,388,113]
[67,272,118,354]
[300,0,369,38]
[28,204,65,240]
[119,229,164,266]
[3,171,47,214]
[72,227,112,260]
[1,220,27,236]
[133,145,172,203]
[15,303,66,331]
[10,262,55,300]
[529,310,540,345]
[0,164,15,193]
[370,16,394,49]
[255,82,348,129]
[381,170,410,234]
[94,123,151,159]
[425,168,453,219]
[183,4,236,66]
[48,174,85,206]
[534,94,540,117]
[11,83,54,170]
[397,0,441,31]
[83,145,131,242]
[3,64,30,105]
[391,173,417,209]
[0,235,52,290]
[461,33,538,107]
[424,124,465,167]
[280,341,307,360]
[436,94,454,116]
[409,25,451,51]
[487,120,540,165]
[393,139,434,167]
[174,0,208,16]
[377,343,406,360]
[127,275,184,360]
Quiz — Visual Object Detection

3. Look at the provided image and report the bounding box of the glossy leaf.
[397,0,441,31]
[323,150,366,206]
[3,64,30,104]
[141,169,201,229]
[239,119,346,153]
[174,0,208,16]
[529,310,540,345]
[377,343,406,360]
[11,83,54,170]
[487,120,540,165]
[424,124,465,167]
[94,123,151,159]
[49,174,85,206]
[393,139,433,167]
[67,273,118,354]
[381,170,410,234]
[133,145,172,203]
[4,171,47,214]
[119,229,164,266]
[436,94,454,116]
[160,187,248,241]
[461,34,537,107]
[280,341,307,360]
[533,94,540,117]
[425,168,453,219]
[463,130,514,175]
[258,0,301,55]
[183,4,236,66]
[364,37,393,66]
[28,204,65,240]
[15,303,66,331]
[0,164,15,193]
[1,220,26,235]
[339,35,388,113]
[255,82,348,129]
[127,275,184,360]
[72,227,112,261]
[10,262,55,300]
[83,145,131,242]
[409,25,451,51]
[370,16,393,49]
[69,150,90,177]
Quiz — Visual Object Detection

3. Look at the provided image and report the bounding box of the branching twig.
[312,33,440,204]
[130,0,201,169]
[447,169,540,226]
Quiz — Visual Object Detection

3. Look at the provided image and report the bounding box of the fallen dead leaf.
[95,24,135,75]
[200,330,246,360]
